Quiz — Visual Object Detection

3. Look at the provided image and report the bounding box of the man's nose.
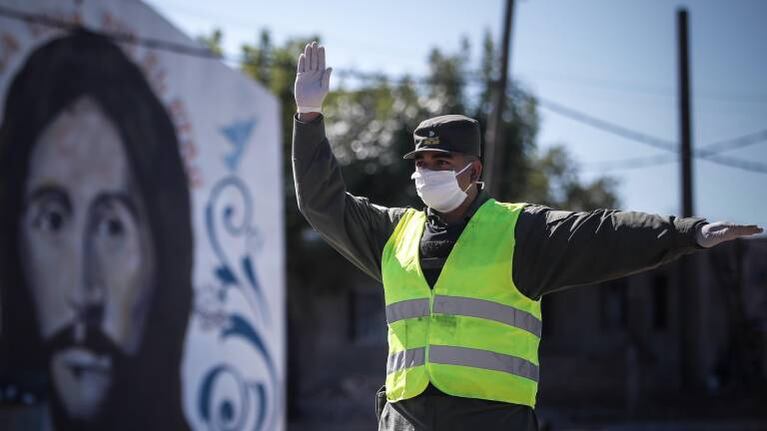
[69,246,105,326]
[69,284,105,326]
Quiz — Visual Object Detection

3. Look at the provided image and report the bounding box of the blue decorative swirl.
[205,176,271,325]
[199,365,250,431]
[220,314,279,430]
[197,174,281,430]
[221,314,276,377]
[197,315,279,431]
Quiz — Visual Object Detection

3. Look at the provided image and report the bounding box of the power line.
[0,5,219,59]
[336,68,767,175]
[581,154,677,172]
[152,0,767,106]
[337,73,767,171]
[2,4,765,175]
[698,129,767,156]
[152,0,767,105]
[578,148,767,174]
[0,5,438,82]
[517,69,767,105]
[145,0,426,62]
[580,149,767,174]
[536,98,767,174]
[696,153,767,174]
[535,97,677,152]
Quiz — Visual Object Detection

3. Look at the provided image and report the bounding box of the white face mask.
[411,163,474,213]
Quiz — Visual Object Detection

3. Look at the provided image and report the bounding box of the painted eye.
[36,208,65,232]
[106,218,124,236]
[90,195,141,245]
[31,201,67,233]
[97,215,125,238]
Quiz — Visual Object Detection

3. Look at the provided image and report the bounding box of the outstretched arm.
[512,205,763,299]
[292,42,405,282]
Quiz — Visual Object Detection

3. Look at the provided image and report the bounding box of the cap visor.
[402,148,453,160]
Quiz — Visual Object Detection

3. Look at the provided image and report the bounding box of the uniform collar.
[426,188,491,226]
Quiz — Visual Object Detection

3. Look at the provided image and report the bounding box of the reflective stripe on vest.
[433,295,542,338]
[387,347,426,374]
[386,295,542,336]
[385,298,430,323]
[429,345,539,382]
[387,344,538,382]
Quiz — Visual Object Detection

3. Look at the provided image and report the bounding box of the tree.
[199,27,621,285]
[524,144,620,211]
[196,29,223,57]
[200,27,622,421]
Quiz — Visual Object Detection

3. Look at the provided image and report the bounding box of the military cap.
[403,114,481,159]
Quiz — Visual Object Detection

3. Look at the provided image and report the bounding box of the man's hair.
[0,29,192,429]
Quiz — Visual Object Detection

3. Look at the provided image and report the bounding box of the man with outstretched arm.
[291,41,764,430]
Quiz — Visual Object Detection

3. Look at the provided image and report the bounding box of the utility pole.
[676,7,697,389]
[484,0,515,197]
[678,9,694,218]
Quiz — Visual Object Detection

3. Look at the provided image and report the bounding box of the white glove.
[294,41,332,113]
[695,221,763,248]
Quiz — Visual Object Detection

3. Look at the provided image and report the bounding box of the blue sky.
[145,0,767,230]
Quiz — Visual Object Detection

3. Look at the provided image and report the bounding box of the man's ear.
[471,160,483,183]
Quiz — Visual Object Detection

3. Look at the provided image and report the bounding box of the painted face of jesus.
[19,97,156,420]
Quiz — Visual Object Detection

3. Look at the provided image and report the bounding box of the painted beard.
[43,323,130,430]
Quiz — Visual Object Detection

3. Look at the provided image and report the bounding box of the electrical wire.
[151,1,767,105]
[535,97,677,152]
[698,129,767,156]
[536,97,767,174]
[697,153,767,174]
[0,4,220,59]
[1,4,765,175]
[581,154,677,172]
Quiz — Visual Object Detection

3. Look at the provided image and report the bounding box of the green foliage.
[199,28,621,296]
[201,30,344,296]
[524,145,621,211]
[324,79,421,207]
[196,29,223,57]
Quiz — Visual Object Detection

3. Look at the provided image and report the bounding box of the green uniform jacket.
[292,114,708,299]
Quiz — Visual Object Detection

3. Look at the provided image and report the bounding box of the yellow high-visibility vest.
[381,199,542,407]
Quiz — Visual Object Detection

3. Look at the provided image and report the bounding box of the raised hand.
[294,41,332,114]
[695,221,764,248]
